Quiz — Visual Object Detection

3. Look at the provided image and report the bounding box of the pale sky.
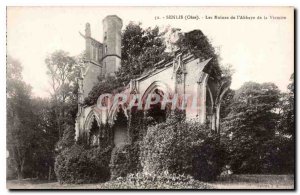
[7,7,294,98]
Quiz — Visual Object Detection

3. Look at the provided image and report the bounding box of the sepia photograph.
[6,6,295,190]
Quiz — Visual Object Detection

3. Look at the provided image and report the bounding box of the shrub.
[54,144,112,184]
[140,118,226,181]
[99,172,212,189]
[110,142,141,180]
[56,123,75,152]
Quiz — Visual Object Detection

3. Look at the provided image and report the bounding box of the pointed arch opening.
[112,106,129,147]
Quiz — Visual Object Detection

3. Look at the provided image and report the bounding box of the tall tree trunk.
[17,160,24,180]
[17,172,22,180]
[48,166,52,181]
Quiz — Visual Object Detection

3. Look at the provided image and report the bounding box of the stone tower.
[81,23,103,99]
[76,15,123,140]
[102,15,123,77]
[80,15,122,99]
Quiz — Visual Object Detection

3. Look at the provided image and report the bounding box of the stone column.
[197,73,209,124]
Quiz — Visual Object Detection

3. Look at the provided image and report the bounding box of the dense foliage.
[278,73,294,138]
[109,142,141,180]
[275,74,294,173]
[118,23,170,83]
[220,89,235,120]
[140,117,226,181]
[54,145,112,184]
[83,76,123,106]
[45,51,79,178]
[45,50,79,140]
[7,56,54,180]
[7,51,80,180]
[177,30,221,79]
[221,82,292,174]
[100,172,211,189]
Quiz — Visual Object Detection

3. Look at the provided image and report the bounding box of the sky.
[7,6,294,98]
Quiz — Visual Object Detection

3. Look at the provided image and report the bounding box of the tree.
[220,89,235,120]
[274,73,295,173]
[177,30,222,79]
[117,23,169,84]
[30,98,59,179]
[222,82,280,173]
[219,65,235,120]
[45,50,79,138]
[42,51,79,177]
[7,56,39,179]
[278,73,294,138]
[55,75,78,151]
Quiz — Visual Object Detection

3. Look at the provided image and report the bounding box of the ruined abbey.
[75,15,230,148]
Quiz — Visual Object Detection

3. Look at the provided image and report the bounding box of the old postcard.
[6,6,294,190]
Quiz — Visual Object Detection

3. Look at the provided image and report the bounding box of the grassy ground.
[7,174,294,190]
[209,174,294,189]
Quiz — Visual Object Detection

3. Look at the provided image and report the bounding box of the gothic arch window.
[82,111,102,147]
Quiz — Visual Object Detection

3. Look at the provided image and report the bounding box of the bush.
[262,136,294,174]
[140,118,226,181]
[54,144,112,184]
[100,172,212,189]
[110,142,141,180]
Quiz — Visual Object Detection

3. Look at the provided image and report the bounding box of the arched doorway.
[88,117,100,146]
[112,107,128,147]
[145,88,169,124]
[80,111,102,147]
[141,81,173,125]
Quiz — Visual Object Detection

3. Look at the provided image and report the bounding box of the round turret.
[102,15,123,77]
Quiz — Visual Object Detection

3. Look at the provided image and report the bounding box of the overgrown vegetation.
[7,56,57,180]
[54,145,112,184]
[84,23,222,106]
[100,172,212,189]
[109,142,141,180]
[221,81,294,174]
[140,117,226,181]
